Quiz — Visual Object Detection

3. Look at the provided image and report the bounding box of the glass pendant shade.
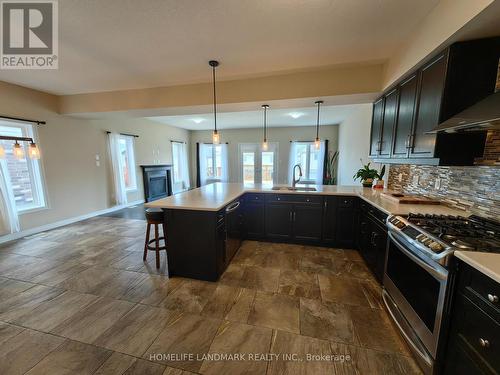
[0,144,5,159]
[29,142,40,159]
[212,130,220,144]
[314,137,321,150]
[262,140,268,151]
[13,142,24,159]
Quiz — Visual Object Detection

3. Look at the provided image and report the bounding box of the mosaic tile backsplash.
[387,164,500,219]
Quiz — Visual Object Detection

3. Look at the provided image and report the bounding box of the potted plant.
[324,150,339,185]
[374,165,386,189]
[353,161,378,187]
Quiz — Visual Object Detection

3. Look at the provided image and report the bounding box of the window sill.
[18,205,49,216]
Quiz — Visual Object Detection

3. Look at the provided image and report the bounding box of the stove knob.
[396,221,406,229]
[417,234,428,243]
[423,239,433,246]
[429,242,443,252]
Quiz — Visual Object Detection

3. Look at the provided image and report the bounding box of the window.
[289,141,324,184]
[0,121,46,212]
[238,143,278,186]
[172,141,190,193]
[198,143,228,185]
[118,136,137,191]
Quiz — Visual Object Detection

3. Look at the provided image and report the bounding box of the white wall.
[337,103,373,185]
[189,125,339,185]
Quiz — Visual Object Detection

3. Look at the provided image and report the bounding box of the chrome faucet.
[292,164,303,188]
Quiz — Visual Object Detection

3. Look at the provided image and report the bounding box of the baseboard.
[0,199,145,245]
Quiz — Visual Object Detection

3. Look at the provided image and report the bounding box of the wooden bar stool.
[143,208,166,269]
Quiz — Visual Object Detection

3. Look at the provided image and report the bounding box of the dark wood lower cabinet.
[243,201,265,239]
[293,204,323,242]
[356,201,388,283]
[265,203,293,240]
[444,261,500,375]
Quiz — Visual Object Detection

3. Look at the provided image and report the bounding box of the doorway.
[239,143,278,185]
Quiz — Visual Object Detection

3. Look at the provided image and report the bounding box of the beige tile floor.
[0,216,422,375]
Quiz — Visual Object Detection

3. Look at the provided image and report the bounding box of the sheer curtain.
[199,143,210,186]
[0,159,20,234]
[108,132,128,205]
[179,142,190,190]
[220,143,229,182]
[314,141,326,185]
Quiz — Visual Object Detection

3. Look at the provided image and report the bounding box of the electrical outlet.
[412,175,420,185]
[435,177,441,190]
[398,173,403,182]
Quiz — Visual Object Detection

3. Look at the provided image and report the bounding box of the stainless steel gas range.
[383,213,500,375]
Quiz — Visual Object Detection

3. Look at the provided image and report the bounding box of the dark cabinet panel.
[336,205,356,248]
[243,202,265,239]
[293,204,323,242]
[369,97,385,157]
[410,52,447,157]
[392,73,418,157]
[265,203,292,240]
[322,197,337,243]
[379,88,398,157]
[371,221,388,283]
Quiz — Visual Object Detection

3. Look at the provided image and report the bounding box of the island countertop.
[145,183,466,217]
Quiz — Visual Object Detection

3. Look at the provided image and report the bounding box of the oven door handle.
[388,231,448,280]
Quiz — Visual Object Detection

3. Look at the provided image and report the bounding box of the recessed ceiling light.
[191,118,205,124]
[288,112,305,119]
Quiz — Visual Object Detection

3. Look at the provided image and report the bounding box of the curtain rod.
[0,135,34,143]
[0,115,45,125]
[290,139,329,143]
[198,142,229,145]
[106,131,139,138]
[170,140,186,144]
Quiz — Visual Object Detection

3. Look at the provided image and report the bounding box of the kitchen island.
[146,183,464,281]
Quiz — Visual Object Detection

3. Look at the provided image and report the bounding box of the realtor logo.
[1,0,58,69]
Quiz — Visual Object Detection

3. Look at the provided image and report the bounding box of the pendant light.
[0,144,5,159]
[314,100,323,150]
[261,104,269,151]
[29,141,40,159]
[209,60,220,144]
[13,141,24,159]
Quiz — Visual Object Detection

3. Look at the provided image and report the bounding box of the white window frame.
[293,142,318,184]
[119,135,137,192]
[205,144,222,184]
[0,120,47,214]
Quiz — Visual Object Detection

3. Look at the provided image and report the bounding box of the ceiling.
[148,104,362,130]
[0,0,441,95]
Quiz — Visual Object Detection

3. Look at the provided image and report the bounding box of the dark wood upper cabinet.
[392,73,418,158]
[370,37,500,166]
[369,97,385,157]
[410,52,447,157]
[379,88,398,157]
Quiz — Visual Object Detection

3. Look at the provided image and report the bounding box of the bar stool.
[143,208,166,269]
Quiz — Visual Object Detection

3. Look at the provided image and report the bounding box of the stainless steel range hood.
[429,91,500,133]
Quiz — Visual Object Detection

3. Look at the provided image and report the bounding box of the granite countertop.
[145,182,466,217]
[455,251,500,284]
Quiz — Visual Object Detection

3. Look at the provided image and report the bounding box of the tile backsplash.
[388,164,500,219]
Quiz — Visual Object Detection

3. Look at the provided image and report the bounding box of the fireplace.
[140,165,172,202]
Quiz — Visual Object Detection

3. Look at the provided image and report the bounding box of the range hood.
[429,91,500,133]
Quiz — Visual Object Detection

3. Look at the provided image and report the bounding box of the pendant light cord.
[212,65,217,132]
[264,105,267,140]
[316,101,320,139]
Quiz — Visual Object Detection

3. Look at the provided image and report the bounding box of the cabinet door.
[371,223,388,283]
[369,97,385,157]
[392,73,418,157]
[265,203,292,240]
[243,202,265,239]
[293,204,323,242]
[411,52,447,157]
[358,214,373,265]
[379,88,398,157]
[336,205,356,248]
[322,197,337,243]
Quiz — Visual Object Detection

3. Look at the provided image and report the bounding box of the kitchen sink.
[271,186,317,192]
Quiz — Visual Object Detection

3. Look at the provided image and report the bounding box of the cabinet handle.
[289,212,292,221]
[293,212,296,222]
[277,197,281,201]
[479,338,490,348]
[324,201,327,209]
[487,294,499,303]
